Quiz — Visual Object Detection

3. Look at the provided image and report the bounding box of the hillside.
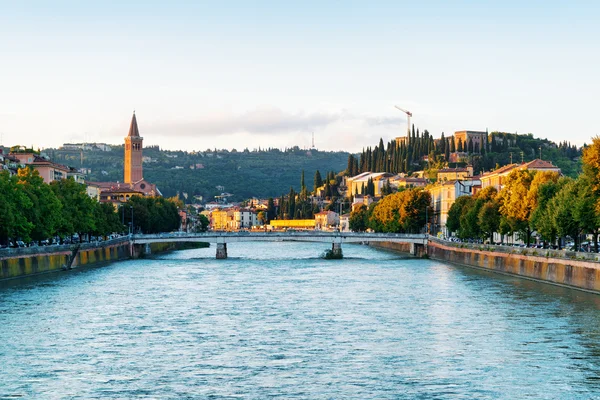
[348,130,582,179]
[46,146,350,202]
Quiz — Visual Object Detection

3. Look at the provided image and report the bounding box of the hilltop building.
[453,131,487,152]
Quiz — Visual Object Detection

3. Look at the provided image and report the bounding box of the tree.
[369,189,430,233]
[266,197,276,222]
[314,170,323,193]
[478,201,500,243]
[0,171,33,244]
[497,169,559,245]
[51,176,97,240]
[447,196,473,235]
[18,168,63,241]
[197,214,210,232]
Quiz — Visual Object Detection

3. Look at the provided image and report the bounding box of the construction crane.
[394,105,412,137]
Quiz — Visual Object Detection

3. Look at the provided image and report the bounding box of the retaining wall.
[374,239,600,294]
[0,239,130,281]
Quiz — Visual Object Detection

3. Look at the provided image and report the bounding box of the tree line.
[446,137,600,251]
[0,168,181,245]
[346,128,581,177]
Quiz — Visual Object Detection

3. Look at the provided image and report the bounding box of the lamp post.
[130,206,134,235]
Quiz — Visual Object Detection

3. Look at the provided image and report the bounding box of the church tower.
[124,112,143,184]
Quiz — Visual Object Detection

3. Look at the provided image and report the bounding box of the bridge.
[132,232,428,259]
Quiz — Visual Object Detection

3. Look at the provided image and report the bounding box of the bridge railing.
[132,231,428,241]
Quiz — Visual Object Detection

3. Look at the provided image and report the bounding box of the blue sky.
[1,1,598,152]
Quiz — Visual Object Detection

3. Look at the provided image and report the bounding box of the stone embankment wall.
[374,238,600,294]
[0,238,131,281]
[0,239,210,281]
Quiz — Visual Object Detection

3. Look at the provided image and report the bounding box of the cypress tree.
[314,170,323,193]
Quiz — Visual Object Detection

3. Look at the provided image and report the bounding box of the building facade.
[453,131,487,152]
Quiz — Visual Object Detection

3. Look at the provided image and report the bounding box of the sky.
[1,1,599,152]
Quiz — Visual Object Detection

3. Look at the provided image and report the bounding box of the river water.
[2,242,600,399]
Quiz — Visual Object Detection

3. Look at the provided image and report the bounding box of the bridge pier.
[410,242,425,257]
[145,243,151,255]
[216,243,228,259]
[331,242,343,258]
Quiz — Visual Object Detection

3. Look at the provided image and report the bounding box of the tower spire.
[128,112,140,137]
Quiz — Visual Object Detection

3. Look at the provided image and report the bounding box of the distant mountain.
[46,145,350,202]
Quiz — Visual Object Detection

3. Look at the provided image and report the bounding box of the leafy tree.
[478,201,500,243]
[497,169,559,244]
[197,214,209,232]
[369,189,430,233]
[0,171,33,243]
[447,196,473,235]
[17,168,63,241]
[51,177,98,241]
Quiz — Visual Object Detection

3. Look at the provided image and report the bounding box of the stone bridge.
[132,232,428,259]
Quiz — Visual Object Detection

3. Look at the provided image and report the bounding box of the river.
[2,241,600,398]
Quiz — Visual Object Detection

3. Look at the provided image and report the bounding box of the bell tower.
[124,112,143,183]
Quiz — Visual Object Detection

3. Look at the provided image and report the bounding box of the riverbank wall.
[0,238,131,281]
[373,239,600,294]
[0,239,209,281]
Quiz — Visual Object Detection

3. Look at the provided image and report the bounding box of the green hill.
[47,146,350,202]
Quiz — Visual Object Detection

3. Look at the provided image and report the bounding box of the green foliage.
[368,188,430,233]
[349,205,369,232]
[49,146,349,202]
[125,196,181,234]
[197,214,210,232]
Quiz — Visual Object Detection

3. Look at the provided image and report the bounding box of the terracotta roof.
[101,188,144,194]
[438,168,468,173]
[481,163,518,177]
[128,112,140,137]
[523,159,557,169]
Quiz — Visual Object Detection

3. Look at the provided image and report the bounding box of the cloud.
[146,106,341,137]
[144,106,404,138]
[365,116,405,126]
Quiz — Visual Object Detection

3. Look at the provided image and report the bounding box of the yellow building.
[428,178,481,236]
[480,159,561,191]
[211,209,233,230]
[269,220,316,230]
[436,166,473,182]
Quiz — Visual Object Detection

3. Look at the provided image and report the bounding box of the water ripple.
[2,242,600,398]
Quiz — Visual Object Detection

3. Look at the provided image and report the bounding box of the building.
[480,159,561,191]
[211,209,233,230]
[339,213,351,232]
[351,194,378,212]
[428,178,481,236]
[233,208,258,229]
[315,210,340,230]
[391,176,429,189]
[16,154,71,184]
[269,219,316,230]
[437,166,473,182]
[86,113,161,197]
[99,187,145,207]
[453,131,487,152]
[124,112,144,184]
[346,172,394,197]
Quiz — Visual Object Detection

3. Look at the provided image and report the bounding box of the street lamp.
[130,206,134,235]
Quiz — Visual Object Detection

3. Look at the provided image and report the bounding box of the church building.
[88,112,161,206]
